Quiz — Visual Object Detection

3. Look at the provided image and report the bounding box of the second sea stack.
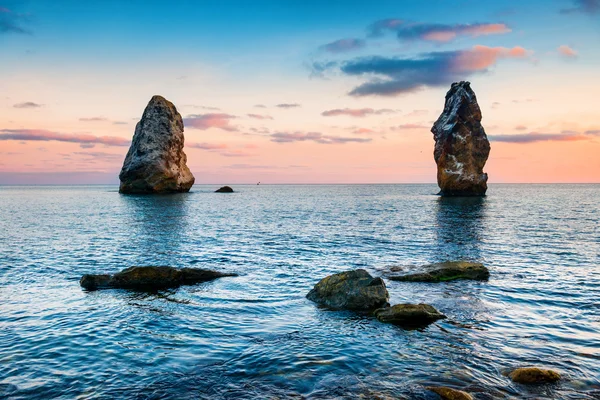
[119,95,195,194]
[431,81,490,196]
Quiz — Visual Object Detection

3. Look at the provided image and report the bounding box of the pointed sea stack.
[432,82,490,196]
[119,96,195,194]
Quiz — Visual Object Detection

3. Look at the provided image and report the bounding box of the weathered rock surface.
[80,266,236,291]
[432,81,490,196]
[508,367,561,384]
[388,261,489,282]
[306,269,389,311]
[119,95,195,194]
[215,186,234,193]
[427,386,473,400]
[374,303,446,327]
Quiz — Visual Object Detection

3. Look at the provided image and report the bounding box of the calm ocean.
[0,184,599,399]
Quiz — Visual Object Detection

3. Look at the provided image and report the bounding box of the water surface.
[0,184,599,399]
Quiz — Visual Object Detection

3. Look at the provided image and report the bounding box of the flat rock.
[388,261,489,282]
[119,95,195,194]
[215,186,234,193]
[427,386,473,400]
[80,266,236,291]
[306,269,389,311]
[374,303,446,327]
[508,367,561,384]
[432,81,490,196]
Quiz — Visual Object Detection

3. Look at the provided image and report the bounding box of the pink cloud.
[453,45,530,72]
[515,125,527,131]
[0,129,130,147]
[188,142,228,150]
[391,124,428,130]
[322,108,395,117]
[247,114,273,120]
[353,128,376,134]
[558,45,578,58]
[183,113,238,131]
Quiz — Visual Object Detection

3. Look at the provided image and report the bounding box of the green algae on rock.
[80,266,236,291]
[374,303,446,327]
[508,367,561,384]
[388,261,489,282]
[306,269,389,311]
[427,386,473,400]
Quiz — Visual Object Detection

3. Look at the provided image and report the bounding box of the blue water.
[0,184,599,399]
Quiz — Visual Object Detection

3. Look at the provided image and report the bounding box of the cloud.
[275,103,301,109]
[254,104,267,108]
[489,130,600,143]
[187,142,228,150]
[79,117,108,122]
[113,121,128,125]
[14,102,42,108]
[220,150,254,157]
[0,129,130,148]
[391,124,428,130]
[270,131,372,144]
[183,104,221,111]
[515,125,528,131]
[367,19,404,37]
[321,108,396,117]
[353,128,376,134]
[73,151,123,162]
[183,113,238,131]
[247,113,273,120]
[320,38,366,53]
[561,0,600,14]
[558,45,578,58]
[368,20,510,42]
[332,45,530,96]
[0,7,30,34]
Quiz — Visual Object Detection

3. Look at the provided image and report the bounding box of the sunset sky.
[1,0,599,184]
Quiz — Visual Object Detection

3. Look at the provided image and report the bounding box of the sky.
[1,0,599,184]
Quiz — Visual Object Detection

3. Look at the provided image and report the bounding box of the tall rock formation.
[431,81,490,196]
[119,95,194,193]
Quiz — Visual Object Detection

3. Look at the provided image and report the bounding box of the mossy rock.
[374,303,446,327]
[388,261,489,282]
[80,266,237,291]
[307,269,389,311]
[427,386,473,400]
[508,367,561,384]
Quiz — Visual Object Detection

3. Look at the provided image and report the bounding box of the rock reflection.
[435,196,487,262]
[118,193,191,264]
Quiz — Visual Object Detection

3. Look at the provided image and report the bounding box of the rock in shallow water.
[119,95,195,194]
[427,386,473,400]
[306,269,389,311]
[388,261,489,282]
[80,266,236,291]
[432,81,490,196]
[374,303,446,327]
[508,367,561,384]
[215,186,234,193]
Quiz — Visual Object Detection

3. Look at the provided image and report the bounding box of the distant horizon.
[2,0,599,184]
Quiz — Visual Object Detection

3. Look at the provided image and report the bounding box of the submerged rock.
[119,95,195,194]
[215,186,234,193]
[508,367,561,384]
[306,269,389,311]
[432,81,490,196]
[427,386,473,400]
[388,261,489,282]
[80,266,236,291]
[374,303,446,327]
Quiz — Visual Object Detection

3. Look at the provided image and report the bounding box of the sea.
[0,184,598,399]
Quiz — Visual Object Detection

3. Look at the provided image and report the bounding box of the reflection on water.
[0,184,599,399]
[119,193,191,265]
[435,196,487,262]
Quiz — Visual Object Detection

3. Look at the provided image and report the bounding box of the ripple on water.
[0,184,599,399]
